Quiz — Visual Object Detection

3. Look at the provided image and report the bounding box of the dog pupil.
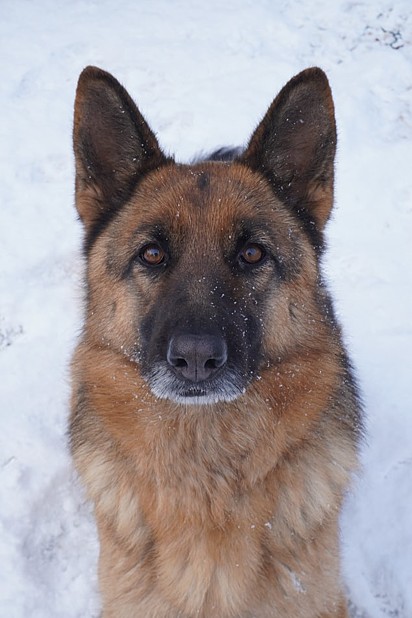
[144,245,163,264]
[244,245,262,263]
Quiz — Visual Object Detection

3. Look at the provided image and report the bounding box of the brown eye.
[239,243,266,265]
[139,243,166,266]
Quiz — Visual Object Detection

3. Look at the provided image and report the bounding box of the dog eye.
[239,243,266,265]
[139,243,166,266]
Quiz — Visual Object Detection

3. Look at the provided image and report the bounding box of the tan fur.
[70,66,360,617]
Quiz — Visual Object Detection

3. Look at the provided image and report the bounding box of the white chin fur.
[147,367,244,405]
[150,386,242,406]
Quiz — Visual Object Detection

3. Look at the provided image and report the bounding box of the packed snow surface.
[1,1,411,616]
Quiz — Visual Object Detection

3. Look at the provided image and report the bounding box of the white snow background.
[0,1,411,616]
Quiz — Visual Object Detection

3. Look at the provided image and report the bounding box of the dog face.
[73,67,336,406]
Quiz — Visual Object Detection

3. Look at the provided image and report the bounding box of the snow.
[0,1,411,616]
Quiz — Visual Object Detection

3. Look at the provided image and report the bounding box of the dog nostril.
[204,356,225,370]
[205,358,217,370]
[173,358,188,369]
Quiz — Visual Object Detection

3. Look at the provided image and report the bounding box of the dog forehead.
[132,161,279,227]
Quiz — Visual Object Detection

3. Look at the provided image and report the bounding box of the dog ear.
[240,68,337,231]
[73,66,169,228]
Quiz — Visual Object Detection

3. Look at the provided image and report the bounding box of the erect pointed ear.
[240,68,337,231]
[73,66,170,228]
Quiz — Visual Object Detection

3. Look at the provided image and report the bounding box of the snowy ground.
[1,1,411,616]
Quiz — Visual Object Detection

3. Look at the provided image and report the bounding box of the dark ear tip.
[299,66,328,80]
[78,65,102,81]
[291,67,332,93]
[76,66,118,92]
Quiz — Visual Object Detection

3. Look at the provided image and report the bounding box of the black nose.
[167,334,228,382]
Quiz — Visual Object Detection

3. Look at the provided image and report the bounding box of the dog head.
[73,67,336,405]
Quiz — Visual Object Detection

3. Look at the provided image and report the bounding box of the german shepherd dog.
[70,66,362,617]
